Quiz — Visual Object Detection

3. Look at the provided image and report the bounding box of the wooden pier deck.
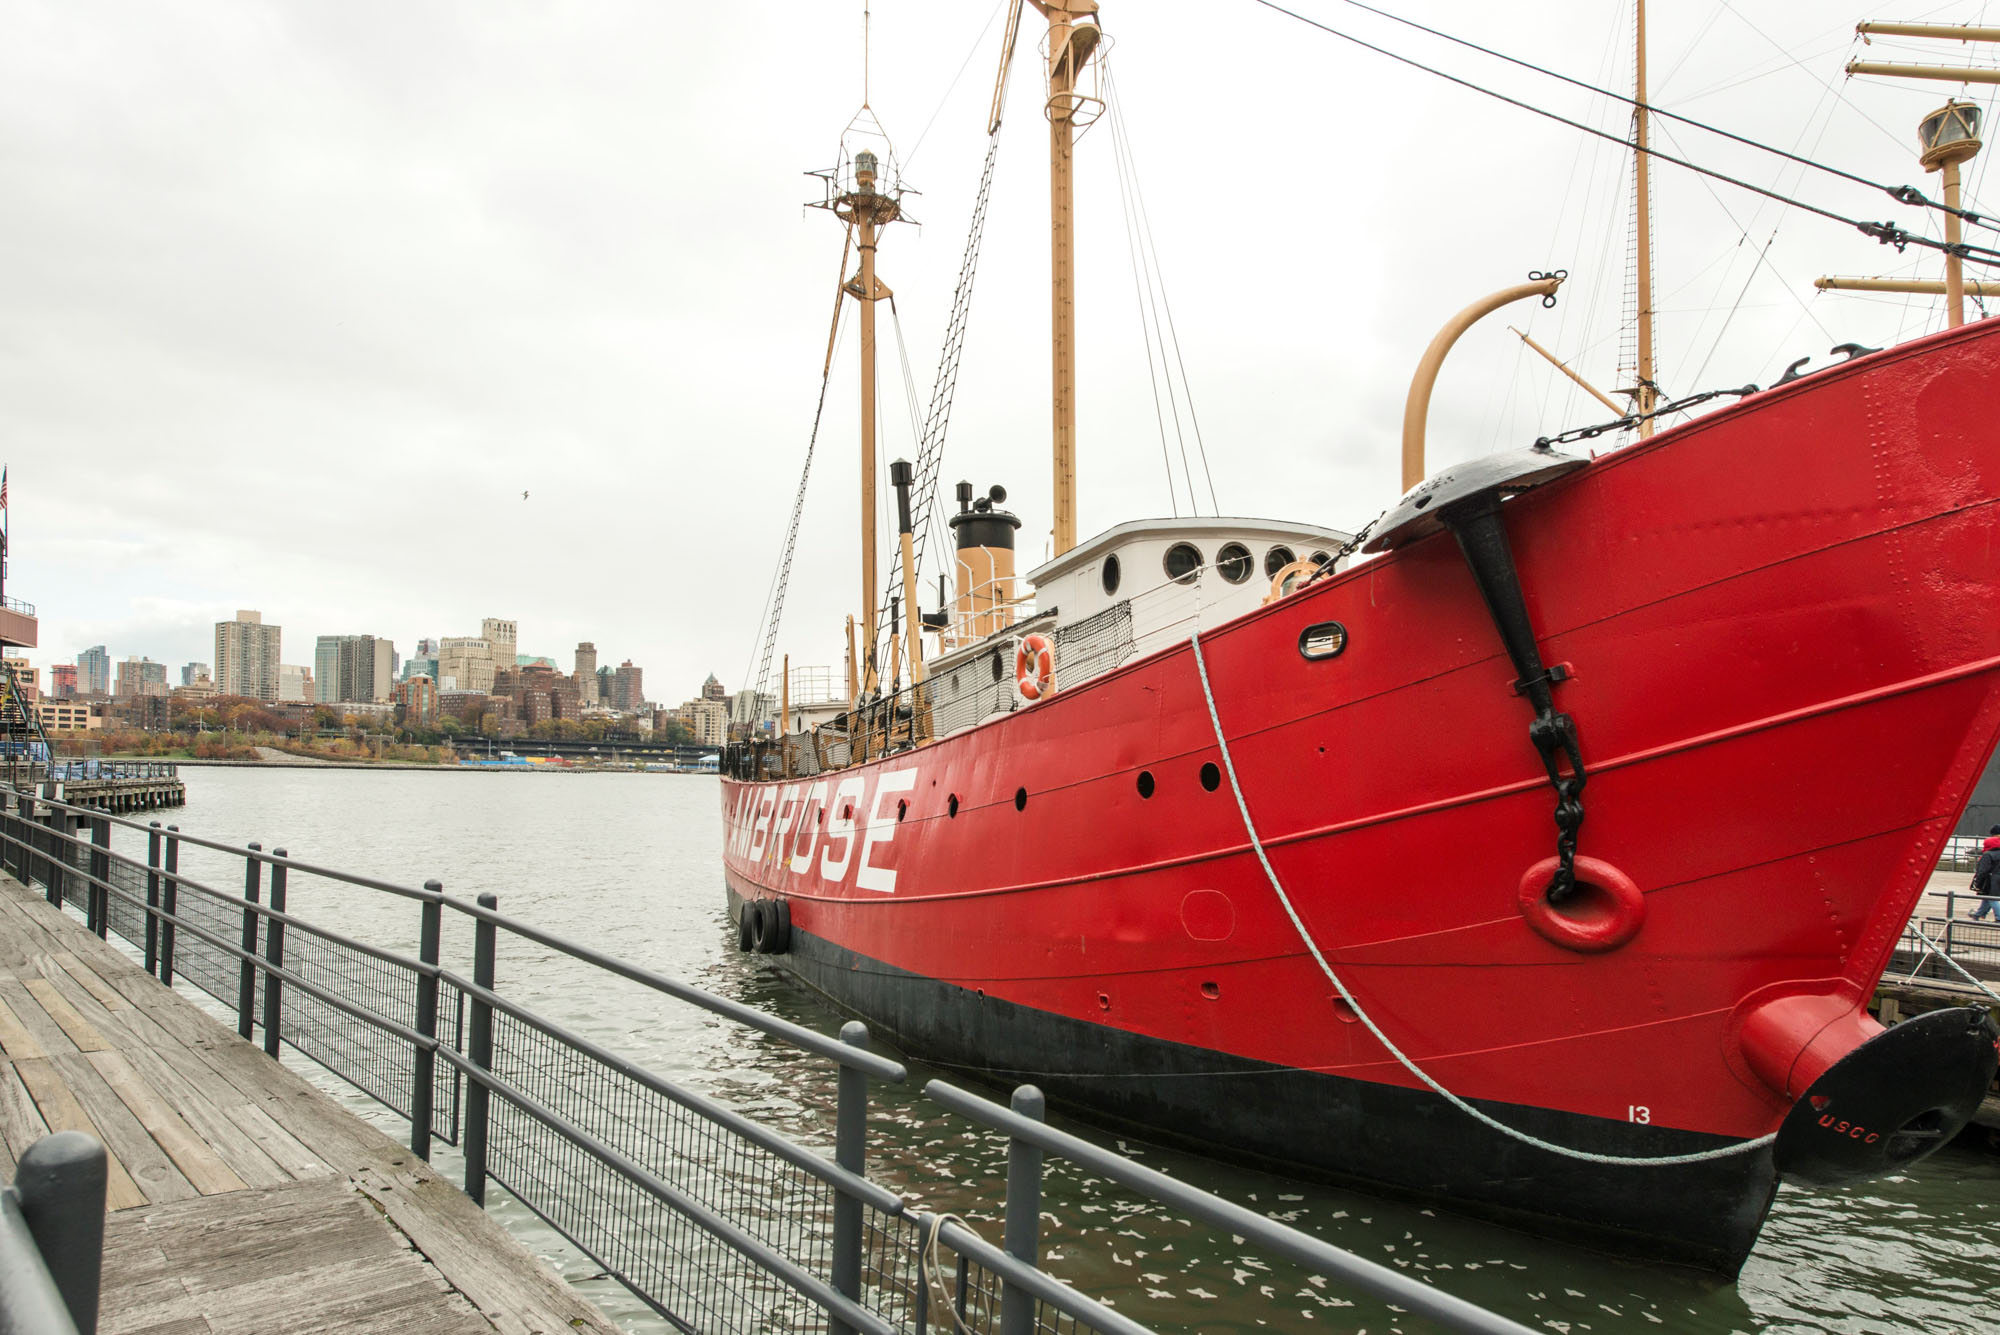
[0,873,617,1335]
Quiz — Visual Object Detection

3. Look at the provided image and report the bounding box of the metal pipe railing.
[926,1079,1542,1335]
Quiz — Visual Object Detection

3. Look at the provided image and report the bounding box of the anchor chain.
[1528,710,1587,902]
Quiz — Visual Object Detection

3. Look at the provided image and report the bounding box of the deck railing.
[0,787,1530,1335]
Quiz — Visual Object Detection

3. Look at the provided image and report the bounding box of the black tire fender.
[752,898,792,954]
[735,899,755,952]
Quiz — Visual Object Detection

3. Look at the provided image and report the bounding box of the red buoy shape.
[1517,855,1646,953]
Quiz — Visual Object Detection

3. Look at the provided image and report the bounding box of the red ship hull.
[721,321,2000,1271]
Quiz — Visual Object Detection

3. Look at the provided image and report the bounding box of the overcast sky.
[8,1,1996,702]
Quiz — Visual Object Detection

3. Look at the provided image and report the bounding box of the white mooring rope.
[1187,628,1775,1166]
[1903,924,2000,1006]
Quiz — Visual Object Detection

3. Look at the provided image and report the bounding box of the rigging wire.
[1245,0,2000,265]
[906,0,1010,169]
[1103,62,1221,515]
[1313,0,2000,234]
[1105,66,1187,516]
[748,229,858,704]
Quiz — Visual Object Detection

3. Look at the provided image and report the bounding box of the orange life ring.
[1016,633,1056,701]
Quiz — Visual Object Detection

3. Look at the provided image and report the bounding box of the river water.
[154,766,1999,1334]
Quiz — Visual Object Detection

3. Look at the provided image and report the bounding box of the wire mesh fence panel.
[102,855,151,951]
[275,920,459,1135]
[167,881,261,1016]
[485,1006,841,1333]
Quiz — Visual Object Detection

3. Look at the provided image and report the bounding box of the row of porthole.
[931,761,1222,819]
[1102,542,1332,595]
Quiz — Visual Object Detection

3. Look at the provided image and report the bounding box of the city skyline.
[32,607,726,714]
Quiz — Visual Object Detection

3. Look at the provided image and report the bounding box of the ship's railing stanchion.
[411,884,444,1162]
[463,892,498,1206]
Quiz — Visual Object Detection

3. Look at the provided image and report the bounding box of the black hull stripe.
[737,895,1780,1275]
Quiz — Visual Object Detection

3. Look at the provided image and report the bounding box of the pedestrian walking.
[1970,824,2000,921]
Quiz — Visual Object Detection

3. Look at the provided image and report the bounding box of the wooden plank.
[48,1051,198,1208]
[0,978,75,1056]
[112,1044,291,1190]
[99,1177,490,1335]
[25,977,109,1052]
[221,1104,334,1182]
[12,1057,147,1209]
[0,988,46,1059]
[0,1061,50,1164]
[350,1151,623,1335]
[89,1050,249,1197]
[54,951,133,1011]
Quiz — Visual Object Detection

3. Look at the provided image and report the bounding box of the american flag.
[2,468,9,510]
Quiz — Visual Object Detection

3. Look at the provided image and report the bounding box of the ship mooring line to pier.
[1246,0,2000,265]
[1902,924,2000,1005]
[1187,627,1780,1166]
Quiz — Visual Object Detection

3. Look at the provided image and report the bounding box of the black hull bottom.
[728,890,1781,1275]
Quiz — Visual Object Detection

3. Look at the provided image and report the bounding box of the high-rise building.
[115,657,170,698]
[678,698,729,747]
[316,635,397,704]
[77,646,112,697]
[215,611,282,701]
[416,637,439,658]
[575,643,599,704]
[279,665,311,702]
[181,661,210,687]
[396,674,439,729]
[403,653,439,684]
[702,673,727,702]
[313,638,341,703]
[438,637,496,694]
[611,660,644,713]
[481,619,517,671]
[50,664,77,699]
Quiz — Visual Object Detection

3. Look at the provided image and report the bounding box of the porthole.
[1264,545,1296,578]
[1102,553,1122,596]
[1014,786,1029,812]
[1310,550,1332,569]
[1200,761,1222,792]
[1164,542,1203,585]
[948,793,960,818]
[1215,542,1253,584]
[1136,770,1156,798]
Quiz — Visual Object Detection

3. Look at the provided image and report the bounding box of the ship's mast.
[1632,0,1659,438]
[843,156,899,691]
[1031,0,1102,558]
